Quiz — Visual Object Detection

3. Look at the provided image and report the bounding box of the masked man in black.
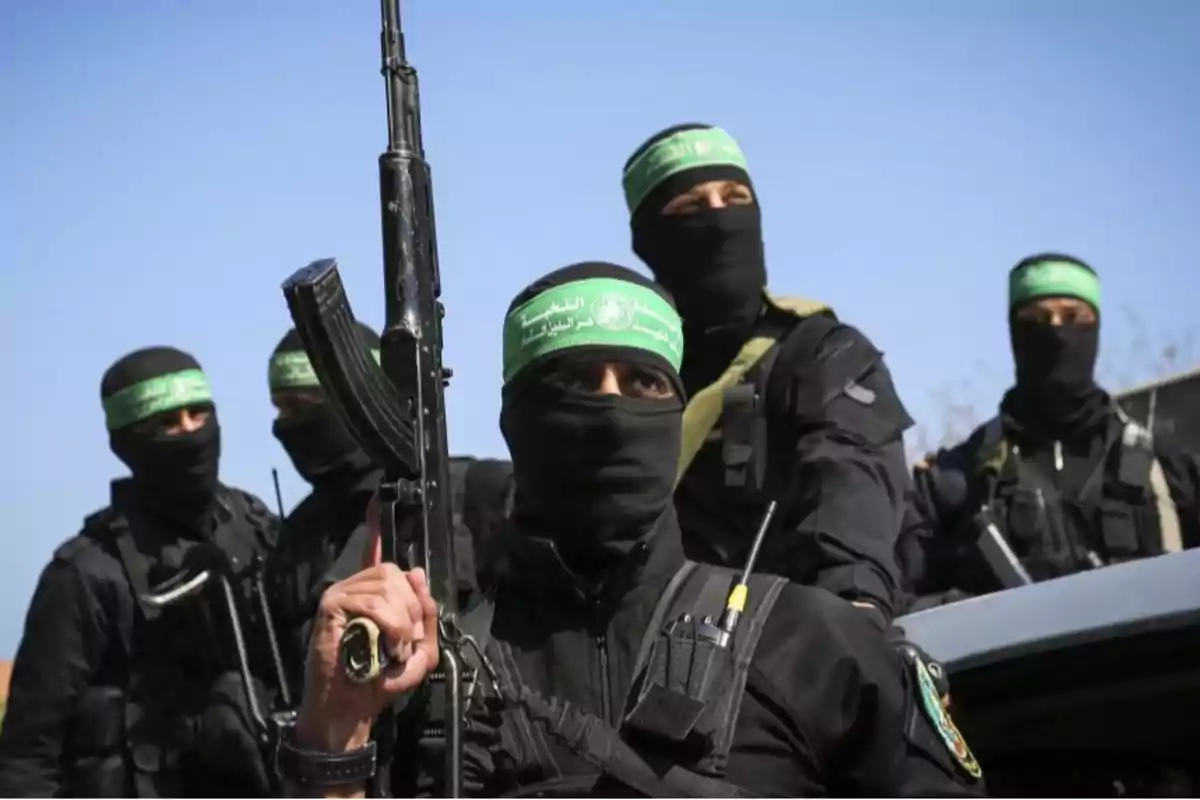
[274,263,986,798]
[623,123,914,624]
[0,346,282,797]
[898,254,1200,608]
[264,324,384,698]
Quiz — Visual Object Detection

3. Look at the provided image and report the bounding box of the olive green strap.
[1113,405,1182,553]
[676,293,832,486]
[676,335,779,486]
[1148,458,1182,553]
[762,292,831,319]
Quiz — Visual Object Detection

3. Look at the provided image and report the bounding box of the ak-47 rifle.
[279,0,463,796]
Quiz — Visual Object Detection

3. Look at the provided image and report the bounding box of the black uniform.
[899,390,1200,605]
[897,254,1200,607]
[0,347,281,797]
[625,123,912,618]
[264,326,383,695]
[445,262,982,797]
[462,512,983,797]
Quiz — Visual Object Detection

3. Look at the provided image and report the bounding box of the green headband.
[1009,259,1100,311]
[622,127,748,213]
[103,368,213,431]
[503,277,684,384]
[269,349,381,391]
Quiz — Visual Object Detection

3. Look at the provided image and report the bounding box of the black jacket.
[676,306,913,617]
[453,509,984,797]
[899,402,1200,605]
[0,479,279,797]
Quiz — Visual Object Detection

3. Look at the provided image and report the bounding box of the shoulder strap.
[507,681,754,798]
[1113,406,1182,553]
[79,511,142,662]
[762,292,833,320]
[1148,459,1182,553]
[677,317,795,484]
[974,417,1008,477]
[106,513,162,625]
[631,563,700,676]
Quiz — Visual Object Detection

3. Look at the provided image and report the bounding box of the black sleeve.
[896,435,979,598]
[0,556,107,796]
[1152,437,1200,549]
[768,321,914,616]
[843,628,989,797]
[760,588,987,797]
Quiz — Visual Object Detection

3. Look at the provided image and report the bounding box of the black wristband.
[276,724,378,789]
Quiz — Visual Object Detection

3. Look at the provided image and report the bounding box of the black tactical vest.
[61,488,278,797]
[474,563,786,798]
[966,412,1181,590]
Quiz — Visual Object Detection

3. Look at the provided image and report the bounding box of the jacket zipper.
[591,593,612,725]
[597,632,611,724]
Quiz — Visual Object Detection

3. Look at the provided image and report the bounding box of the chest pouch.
[718,383,769,501]
[621,612,738,759]
[1002,487,1047,549]
[1117,422,1155,494]
[620,566,785,775]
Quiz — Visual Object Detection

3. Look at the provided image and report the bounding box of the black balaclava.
[269,323,378,496]
[1004,253,1107,436]
[102,346,221,527]
[625,123,767,333]
[499,261,686,576]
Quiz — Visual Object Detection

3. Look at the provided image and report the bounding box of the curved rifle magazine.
[281,258,419,478]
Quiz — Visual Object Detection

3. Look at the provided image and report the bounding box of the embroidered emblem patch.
[914,655,982,780]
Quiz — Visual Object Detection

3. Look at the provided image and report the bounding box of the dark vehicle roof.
[896,550,1200,673]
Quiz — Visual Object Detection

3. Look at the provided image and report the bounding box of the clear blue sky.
[2,0,1198,654]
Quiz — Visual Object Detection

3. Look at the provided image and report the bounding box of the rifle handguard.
[340,617,390,684]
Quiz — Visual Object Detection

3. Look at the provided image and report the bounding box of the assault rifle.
[279,0,463,796]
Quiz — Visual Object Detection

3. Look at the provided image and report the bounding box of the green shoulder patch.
[913,654,983,780]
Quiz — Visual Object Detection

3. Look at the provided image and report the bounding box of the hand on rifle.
[295,494,440,754]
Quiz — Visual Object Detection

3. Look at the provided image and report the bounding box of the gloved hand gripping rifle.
[279,1,464,796]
